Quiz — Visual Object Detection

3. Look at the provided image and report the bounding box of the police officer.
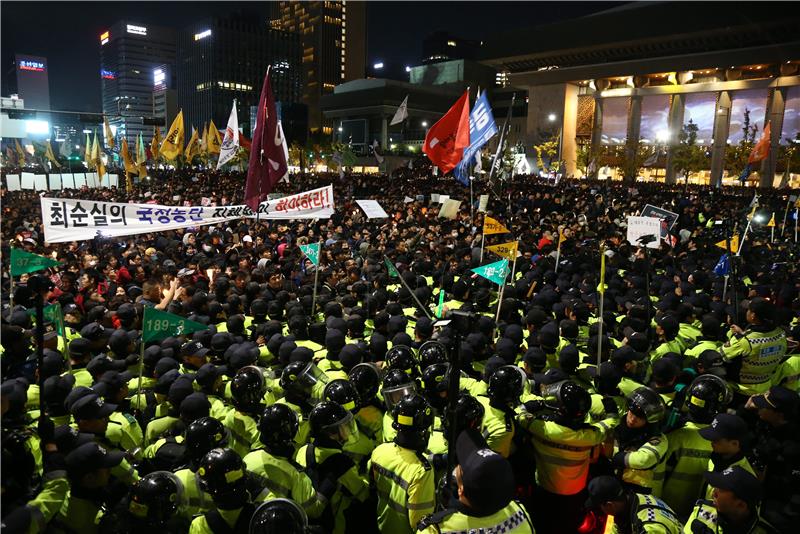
[611,387,669,497]
[349,362,385,444]
[416,429,533,534]
[685,466,778,533]
[296,401,370,534]
[370,393,436,534]
[243,404,322,517]
[190,448,258,533]
[662,375,730,518]
[277,360,317,447]
[585,475,683,534]
[519,380,618,534]
[223,366,267,457]
[478,365,524,458]
[698,414,755,500]
[98,471,190,533]
[174,417,229,518]
[249,498,311,534]
[721,298,787,397]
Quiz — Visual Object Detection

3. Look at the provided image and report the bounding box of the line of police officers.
[2,272,799,534]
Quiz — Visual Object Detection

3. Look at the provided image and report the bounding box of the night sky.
[1,1,623,113]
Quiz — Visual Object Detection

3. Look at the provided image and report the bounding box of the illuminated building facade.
[177,13,303,141]
[482,3,800,186]
[99,21,177,143]
[272,0,366,134]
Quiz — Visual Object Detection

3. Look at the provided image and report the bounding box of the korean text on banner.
[355,199,389,219]
[41,184,335,243]
[626,216,662,249]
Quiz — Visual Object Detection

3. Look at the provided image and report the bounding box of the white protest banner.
[355,199,389,219]
[41,184,335,243]
[430,194,440,203]
[21,172,35,190]
[438,199,461,220]
[6,174,21,191]
[49,174,62,190]
[109,174,119,188]
[74,174,87,188]
[61,174,75,189]
[403,196,414,203]
[438,195,450,204]
[627,216,661,249]
[86,173,98,188]
[34,175,48,191]
[478,194,489,213]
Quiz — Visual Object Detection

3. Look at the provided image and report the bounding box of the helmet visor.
[322,411,359,445]
[383,382,416,411]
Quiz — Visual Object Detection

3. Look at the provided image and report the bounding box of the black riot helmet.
[418,341,448,369]
[441,393,485,440]
[258,404,299,452]
[128,471,183,525]
[185,417,229,462]
[197,448,248,509]
[280,360,312,396]
[249,498,309,534]
[421,363,450,395]
[323,379,360,414]
[684,374,732,423]
[230,366,266,412]
[280,360,328,400]
[381,368,417,411]
[392,393,434,451]
[308,401,358,446]
[385,345,417,375]
[542,380,591,421]
[487,365,524,407]
[628,386,667,425]
[348,363,382,407]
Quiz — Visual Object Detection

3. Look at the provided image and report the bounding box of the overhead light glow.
[194,29,212,41]
[405,66,411,73]
[25,120,49,135]
[548,113,557,122]
[373,62,384,69]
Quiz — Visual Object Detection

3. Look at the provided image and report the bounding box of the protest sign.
[355,199,389,219]
[627,216,661,249]
[640,204,678,238]
[41,185,335,243]
[438,199,461,219]
[21,173,35,190]
[478,194,489,213]
[6,174,21,191]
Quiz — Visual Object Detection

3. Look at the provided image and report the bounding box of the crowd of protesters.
[1,162,799,533]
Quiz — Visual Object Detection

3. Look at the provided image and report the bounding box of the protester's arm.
[155,278,180,310]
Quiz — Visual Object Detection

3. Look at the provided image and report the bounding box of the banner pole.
[384,255,432,320]
[596,244,606,373]
[795,207,798,243]
[469,175,475,230]
[135,331,145,408]
[311,239,322,320]
[771,213,775,243]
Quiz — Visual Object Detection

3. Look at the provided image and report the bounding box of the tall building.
[177,12,303,141]
[422,31,481,65]
[99,21,177,143]
[152,63,177,133]
[6,54,51,111]
[273,1,366,134]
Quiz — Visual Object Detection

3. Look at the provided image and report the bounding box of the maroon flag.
[245,67,288,212]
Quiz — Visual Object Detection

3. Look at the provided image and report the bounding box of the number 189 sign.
[142,307,207,342]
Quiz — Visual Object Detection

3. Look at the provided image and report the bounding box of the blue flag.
[713,253,731,276]
[471,259,509,286]
[453,91,498,186]
[738,163,752,183]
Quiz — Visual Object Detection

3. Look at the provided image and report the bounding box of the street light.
[421,121,428,128]
[338,126,343,132]
[656,130,670,143]
[405,66,411,73]
[548,113,557,122]
[373,62,384,70]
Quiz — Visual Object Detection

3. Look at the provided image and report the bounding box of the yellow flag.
[121,137,136,173]
[15,139,26,166]
[766,213,776,227]
[486,241,518,261]
[200,123,208,155]
[160,110,185,160]
[715,235,740,252]
[208,120,221,154]
[84,133,92,168]
[103,117,115,149]
[91,132,105,181]
[150,127,161,160]
[184,126,199,159]
[558,229,566,246]
[45,141,61,168]
[483,216,509,235]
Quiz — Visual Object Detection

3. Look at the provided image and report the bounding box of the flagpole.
[771,213,775,243]
[795,206,798,243]
[469,175,474,230]
[781,201,791,237]
[135,335,145,408]
[58,304,71,371]
[494,280,506,328]
[596,243,606,373]
[383,255,432,320]
[311,239,322,320]
[480,230,485,263]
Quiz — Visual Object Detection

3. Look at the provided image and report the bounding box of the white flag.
[278,120,290,183]
[372,140,384,165]
[390,95,408,126]
[217,100,240,169]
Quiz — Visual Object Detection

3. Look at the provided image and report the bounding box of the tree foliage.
[671,120,709,182]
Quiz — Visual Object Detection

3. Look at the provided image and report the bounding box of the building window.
[600,97,629,145]
[728,89,768,144]
[684,92,718,145]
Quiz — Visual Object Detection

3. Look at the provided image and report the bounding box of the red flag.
[245,68,288,212]
[239,134,251,150]
[748,121,771,164]
[423,90,470,174]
